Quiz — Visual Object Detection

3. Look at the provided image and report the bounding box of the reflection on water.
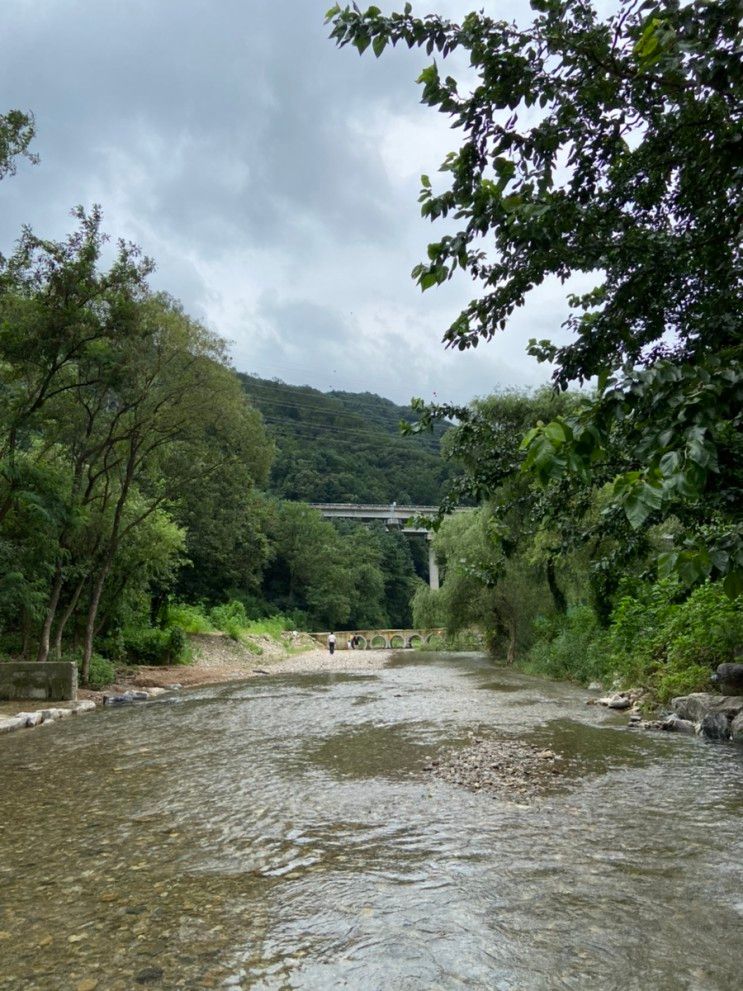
[0,652,741,990]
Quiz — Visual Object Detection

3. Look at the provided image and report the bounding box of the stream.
[1,652,741,990]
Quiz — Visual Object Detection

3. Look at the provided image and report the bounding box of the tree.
[0,211,274,679]
[0,110,37,182]
[327,1,742,589]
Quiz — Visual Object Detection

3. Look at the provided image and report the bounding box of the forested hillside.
[239,374,453,505]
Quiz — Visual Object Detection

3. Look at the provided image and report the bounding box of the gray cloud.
[1,0,584,407]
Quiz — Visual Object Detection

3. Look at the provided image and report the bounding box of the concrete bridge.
[309,503,445,588]
[310,628,447,650]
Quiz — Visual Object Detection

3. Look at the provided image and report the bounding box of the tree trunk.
[505,617,517,665]
[546,556,567,614]
[52,575,86,660]
[35,563,64,663]
[20,610,32,660]
[81,563,111,684]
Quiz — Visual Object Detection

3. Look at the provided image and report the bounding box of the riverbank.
[1,636,396,732]
[116,639,395,695]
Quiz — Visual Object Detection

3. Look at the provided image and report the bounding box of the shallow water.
[0,652,741,990]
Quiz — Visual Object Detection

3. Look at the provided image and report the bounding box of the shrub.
[78,652,115,689]
[166,602,213,634]
[209,600,249,634]
[123,625,189,665]
[523,606,610,685]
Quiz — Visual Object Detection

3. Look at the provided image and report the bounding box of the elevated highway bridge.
[309,503,466,589]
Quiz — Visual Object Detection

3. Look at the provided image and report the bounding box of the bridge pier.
[427,534,439,591]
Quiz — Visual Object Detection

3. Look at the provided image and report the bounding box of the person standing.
[328,632,336,655]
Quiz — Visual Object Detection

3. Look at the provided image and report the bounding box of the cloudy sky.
[1,0,581,407]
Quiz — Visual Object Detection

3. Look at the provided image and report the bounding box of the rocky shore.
[591,687,743,743]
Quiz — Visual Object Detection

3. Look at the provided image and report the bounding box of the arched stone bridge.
[310,628,446,650]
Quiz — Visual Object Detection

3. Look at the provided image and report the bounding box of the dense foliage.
[328,0,742,591]
[412,391,741,700]
[0,212,436,679]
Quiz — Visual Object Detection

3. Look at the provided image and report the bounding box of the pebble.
[135,966,164,984]
[423,737,568,799]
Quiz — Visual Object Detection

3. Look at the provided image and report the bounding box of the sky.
[1,0,584,407]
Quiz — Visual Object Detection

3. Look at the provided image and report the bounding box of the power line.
[259,415,444,449]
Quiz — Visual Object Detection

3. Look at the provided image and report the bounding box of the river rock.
[699,712,732,742]
[0,715,28,734]
[135,966,164,984]
[672,693,743,724]
[40,707,67,723]
[70,700,96,714]
[731,712,743,743]
[659,714,697,735]
[598,693,632,710]
[18,711,42,727]
[711,662,743,693]
[103,690,149,706]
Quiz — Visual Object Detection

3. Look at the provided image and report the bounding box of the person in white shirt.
[328,632,336,655]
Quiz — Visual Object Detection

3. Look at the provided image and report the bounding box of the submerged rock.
[103,690,149,706]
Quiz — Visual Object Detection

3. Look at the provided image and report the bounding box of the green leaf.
[723,570,743,599]
[372,34,387,57]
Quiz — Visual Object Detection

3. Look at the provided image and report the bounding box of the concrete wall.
[0,662,77,702]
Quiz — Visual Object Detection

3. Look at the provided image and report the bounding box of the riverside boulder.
[669,693,743,742]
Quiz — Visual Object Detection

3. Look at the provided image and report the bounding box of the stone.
[70,700,96,714]
[731,712,743,743]
[598,693,631,709]
[19,711,42,727]
[144,687,166,697]
[76,980,99,991]
[135,966,164,984]
[0,715,28,734]
[712,662,743,693]
[103,691,146,706]
[660,714,697,736]
[672,693,743,725]
[699,712,732,742]
[672,693,721,723]
[587,681,603,691]
[40,708,64,723]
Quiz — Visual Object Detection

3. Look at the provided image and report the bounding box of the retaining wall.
[0,662,77,701]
